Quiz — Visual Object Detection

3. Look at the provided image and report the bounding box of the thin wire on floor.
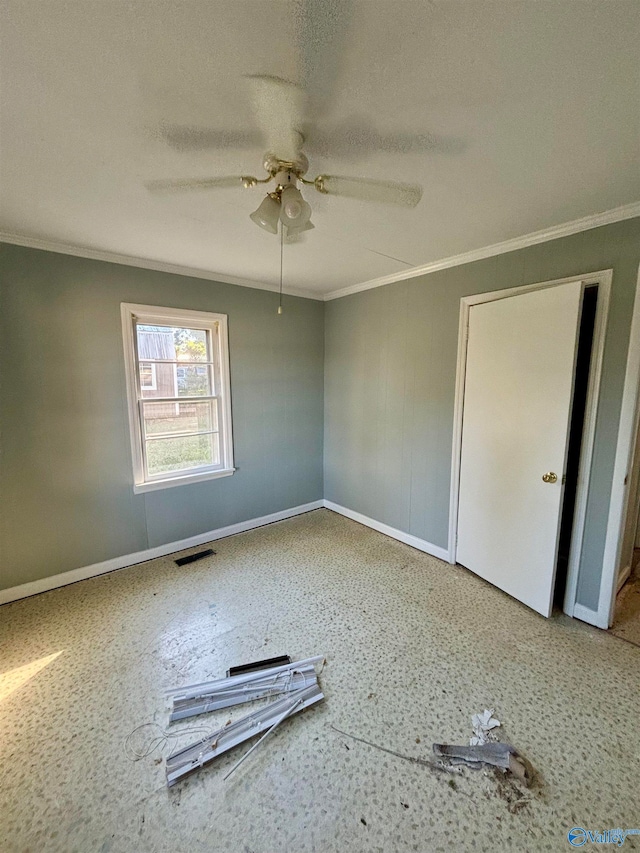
[124,722,213,761]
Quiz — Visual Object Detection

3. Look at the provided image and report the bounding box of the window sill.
[133,467,236,494]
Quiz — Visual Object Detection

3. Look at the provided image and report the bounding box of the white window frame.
[121,303,235,493]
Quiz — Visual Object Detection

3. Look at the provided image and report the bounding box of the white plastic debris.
[470,708,501,746]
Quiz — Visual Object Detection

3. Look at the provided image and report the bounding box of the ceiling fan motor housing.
[274,169,297,190]
[263,149,309,178]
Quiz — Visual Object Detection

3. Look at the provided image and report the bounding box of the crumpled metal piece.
[432,742,533,786]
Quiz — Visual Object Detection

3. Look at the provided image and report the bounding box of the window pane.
[139,363,156,389]
[142,401,216,436]
[176,364,212,396]
[137,324,209,362]
[139,361,184,399]
[145,434,219,476]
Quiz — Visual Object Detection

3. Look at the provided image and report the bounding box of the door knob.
[542,472,558,483]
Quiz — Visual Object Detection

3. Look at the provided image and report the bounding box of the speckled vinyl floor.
[1,509,638,853]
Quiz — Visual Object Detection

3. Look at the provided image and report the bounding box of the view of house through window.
[139,362,157,390]
[122,305,234,491]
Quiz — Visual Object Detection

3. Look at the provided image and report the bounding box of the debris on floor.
[332,703,533,795]
[470,708,501,745]
[124,721,214,762]
[330,725,463,776]
[164,655,325,786]
[227,654,291,678]
[432,742,532,787]
[166,654,323,721]
[174,548,216,566]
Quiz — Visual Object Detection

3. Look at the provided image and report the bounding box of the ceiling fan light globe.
[249,194,281,234]
[284,219,315,237]
[284,199,302,220]
[279,187,311,227]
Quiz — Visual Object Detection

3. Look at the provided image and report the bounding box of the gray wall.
[3,218,639,608]
[325,217,640,612]
[0,245,324,590]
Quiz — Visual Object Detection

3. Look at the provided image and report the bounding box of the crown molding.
[3,201,639,304]
[0,231,324,302]
[323,201,640,301]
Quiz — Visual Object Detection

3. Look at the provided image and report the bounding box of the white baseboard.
[0,500,324,605]
[1,498,614,628]
[323,500,450,562]
[572,602,608,630]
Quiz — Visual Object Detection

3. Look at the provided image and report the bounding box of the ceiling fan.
[147,76,424,238]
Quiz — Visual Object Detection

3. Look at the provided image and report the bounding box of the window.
[121,304,234,493]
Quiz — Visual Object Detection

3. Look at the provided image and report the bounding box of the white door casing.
[456,280,584,617]
[617,420,640,588]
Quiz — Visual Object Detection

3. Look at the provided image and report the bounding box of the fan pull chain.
[278,223,283,315]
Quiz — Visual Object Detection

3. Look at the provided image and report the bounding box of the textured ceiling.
[1,1,639,297]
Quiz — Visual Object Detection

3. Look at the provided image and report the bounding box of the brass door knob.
[542,472,558,483]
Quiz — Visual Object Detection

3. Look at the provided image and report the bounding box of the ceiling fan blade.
[157,124,261,152]
[306,118,465,158]
[293,0,355,124]
[245,75,307,162]
[145,176,246,193]
[316,175,423,208]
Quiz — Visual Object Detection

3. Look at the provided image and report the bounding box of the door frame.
[615,420,640,592]
[448,270,612,622]
[600,263,640,628]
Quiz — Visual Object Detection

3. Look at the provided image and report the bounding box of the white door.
[456,281,584,617]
